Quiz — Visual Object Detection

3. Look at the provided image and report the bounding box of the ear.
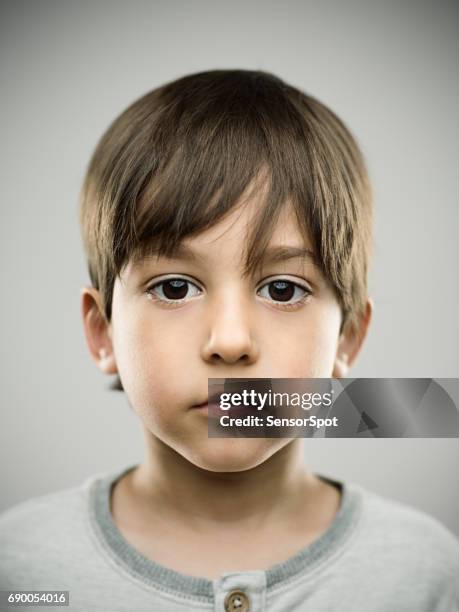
[81,286,118,376]
[332,298,373,378]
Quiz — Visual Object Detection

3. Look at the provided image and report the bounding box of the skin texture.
[81,192,372,578]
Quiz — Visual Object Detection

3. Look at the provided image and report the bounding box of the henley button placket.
[214,571,266,612]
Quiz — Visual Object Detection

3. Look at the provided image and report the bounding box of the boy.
[1,69,458,611]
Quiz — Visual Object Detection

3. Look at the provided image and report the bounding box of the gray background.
[1,0,458,535]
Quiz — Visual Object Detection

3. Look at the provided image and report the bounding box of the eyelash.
[145,277,312,310]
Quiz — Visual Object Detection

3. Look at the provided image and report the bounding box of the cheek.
[262,302,341,377]
[112,308,198,415]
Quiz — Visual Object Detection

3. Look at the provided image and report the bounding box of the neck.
[129,429,321,532]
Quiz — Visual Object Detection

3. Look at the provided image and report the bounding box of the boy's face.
[82,192,371,472]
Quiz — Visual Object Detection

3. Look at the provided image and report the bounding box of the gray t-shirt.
[0,464,458,611]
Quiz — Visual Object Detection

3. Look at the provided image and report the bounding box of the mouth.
[191,392,254,418]
[191,397,222,418]
[193,402,208,409]
[192,402,209,411]
[192,392,221,409]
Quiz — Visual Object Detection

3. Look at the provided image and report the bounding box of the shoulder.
[351,484,459,593]
[359,486,459,550]
[0,481,87,539]
[0,473,101,575]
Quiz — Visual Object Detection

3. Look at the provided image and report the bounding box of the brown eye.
[268,281,294,302]
[258,280,310,304]
[148,278,201,302]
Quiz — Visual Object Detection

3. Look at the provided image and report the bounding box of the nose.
[201,290,259,366]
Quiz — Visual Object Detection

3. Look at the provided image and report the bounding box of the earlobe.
[332,298,373,378]
[333,353,349,378]
[81,287,118,376]
[97,347,118,375]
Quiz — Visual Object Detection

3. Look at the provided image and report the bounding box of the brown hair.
[80,69,373,391]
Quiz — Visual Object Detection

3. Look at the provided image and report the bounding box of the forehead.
[184,197,309,249]
[127,197,319,275]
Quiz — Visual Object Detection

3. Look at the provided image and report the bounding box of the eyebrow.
[139,243,319,268]
[259,245,318,266]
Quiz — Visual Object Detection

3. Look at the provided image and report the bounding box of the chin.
[184,438,280,473]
